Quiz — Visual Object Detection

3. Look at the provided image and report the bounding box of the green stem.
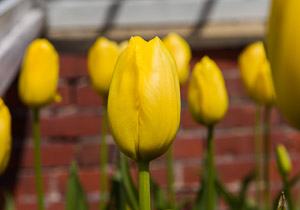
[120,153,139,210]
[100,99,108,210]
[33,108,44,210]
[207,125,215,210]
[167,145,176,208]
[264,107,271,210]
[138,160,151,210]
[254,105,263,206]
[283,176,294,210]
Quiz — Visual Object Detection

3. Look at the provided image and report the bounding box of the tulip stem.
[207,125,215,210]
[33,108,44,210]
[282,175,294,210]
[254,105,263,206]
[167,145,176,208]
[100,99,108,210]
[138,160,151,210]
[264,107,271,210]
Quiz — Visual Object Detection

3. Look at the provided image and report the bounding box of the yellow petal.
[163,33,191,87]
[188,56,228,126]
[87,37,121,96]
[108,36,181,161]
[18,39,59,108]
[238,41,275,106]
[252,60,276,106]
[119,40,129,52]
[267,0,300,129]
[0,98,11,175]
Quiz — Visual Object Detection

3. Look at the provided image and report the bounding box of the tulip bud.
[238,42,276,106]
[108,36,181,161]
[188,56,228,126]
[163,33,191,87]
[87,37,121,96]
[0,98,11,174]
[267,0,300,129]
[18,39,60,108]
[276,144,292,176]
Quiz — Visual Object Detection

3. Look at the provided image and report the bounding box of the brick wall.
[1,46,300,210]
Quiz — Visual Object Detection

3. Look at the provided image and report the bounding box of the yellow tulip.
[18,39,60,108]
[238,42,276,106]
[163,33,191,87]
[267,0,300,129]
[108,36,181,161]
[87,37,121,96]
[119,40,129,52]
[276,144,292,175]
[0,98,11,175]
[188,56,228,126]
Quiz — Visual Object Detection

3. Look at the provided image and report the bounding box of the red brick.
[15,202,38,210]
[225,77,248,99]
[191,48,241,71]
[173,138,203,159]
[183,166,202,185]
[50,84,71,108]
[60,53,88,78]
[215,134,254,157]
[41,113,101,137]
[55,168,107,195]
[20,143,75,168]
[78,168,101,193]
[76,84,103,107]
[48,202,64,210]
[150,166,167,186]
[216,160,254,183]
[77,142,116,166]
[181,104,256,129]
[15,173,50,197]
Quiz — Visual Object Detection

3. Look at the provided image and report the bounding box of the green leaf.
[151,179,170,210]
[120,153,139,210]
[3,191,15,210]
[65,162,89,210]
[106,171,126,210]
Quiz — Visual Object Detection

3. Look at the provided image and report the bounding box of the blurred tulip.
[238,42,276,106]
[163,33,191,87]
[0,98,11,175]
[18,39,60,108]
[119,40,129,52]
[108,36,180,161]
[188,56,228,126]
[87,37,121,96]
[276,144,292,176]
[267,0,300,129]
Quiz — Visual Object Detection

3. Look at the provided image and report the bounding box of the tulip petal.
[108,36,181,161]
[137,37,181,161]
[0,99,11,174]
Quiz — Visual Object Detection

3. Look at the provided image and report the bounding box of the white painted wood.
[0,0,33,40]
[46,0,271,31]
[0,9,44,95]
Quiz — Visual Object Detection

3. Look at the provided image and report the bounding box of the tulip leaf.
[106,171,126,210]
[216,171,258,210]
[120,153,139,210]
[151,179,170,210]
[3,191,15,210]
[65,162,89,210]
